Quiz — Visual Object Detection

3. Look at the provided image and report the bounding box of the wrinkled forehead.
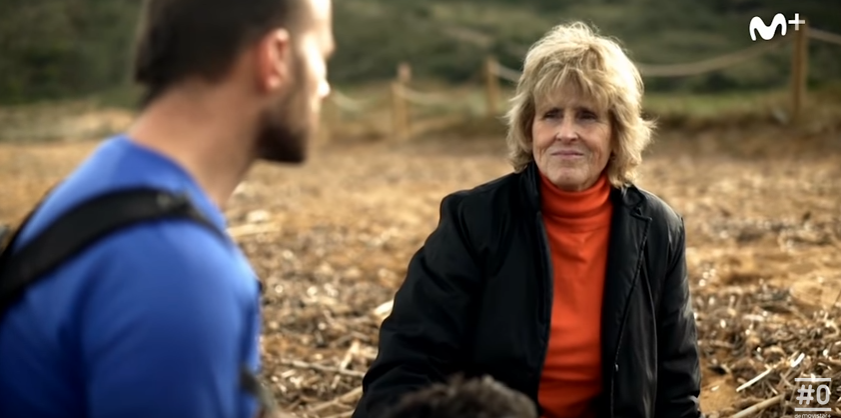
[531,67,611,114]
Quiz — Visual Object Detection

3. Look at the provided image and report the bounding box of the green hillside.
[331,0,841,90]
[1,0,839,105]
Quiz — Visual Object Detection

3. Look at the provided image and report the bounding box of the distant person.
[353,21,702,418]
[380,376,537,418]
[0,0,334,417]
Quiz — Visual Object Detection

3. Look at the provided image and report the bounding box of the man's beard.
[254,57,313,164]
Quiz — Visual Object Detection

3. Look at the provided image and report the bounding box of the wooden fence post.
[398,62,412,85]
[484,56,501,117]
[790,20,809,125]
[393,63,413,141]
[391,81,409,141]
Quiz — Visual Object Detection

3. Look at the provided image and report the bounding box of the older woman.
[353,22,702,418]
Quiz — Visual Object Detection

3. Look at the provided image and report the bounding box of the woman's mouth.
[552,150,585,157]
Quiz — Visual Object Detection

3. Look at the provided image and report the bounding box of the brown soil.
[2,124,840,417]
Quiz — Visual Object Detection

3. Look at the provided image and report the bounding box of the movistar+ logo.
[750,13,805,41]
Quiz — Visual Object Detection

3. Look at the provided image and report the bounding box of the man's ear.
[255,28,292,93]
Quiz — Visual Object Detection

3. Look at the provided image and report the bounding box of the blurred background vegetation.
[1,0,840,107]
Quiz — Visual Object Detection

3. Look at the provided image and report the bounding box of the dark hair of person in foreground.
[380,376,537,418]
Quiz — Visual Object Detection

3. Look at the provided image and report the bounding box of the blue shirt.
[0,135,262,418]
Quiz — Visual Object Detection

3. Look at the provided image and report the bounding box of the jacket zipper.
[534,212,553,409]
[609,224,649,418]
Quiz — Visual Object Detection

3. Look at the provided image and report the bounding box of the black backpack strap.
[0,224,11,249]
[0,183,55,264]
[0,187,224,313]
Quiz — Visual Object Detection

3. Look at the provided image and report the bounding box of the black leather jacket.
[353,162,703,418]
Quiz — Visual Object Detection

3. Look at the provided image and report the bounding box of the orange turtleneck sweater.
[537,172,614,418]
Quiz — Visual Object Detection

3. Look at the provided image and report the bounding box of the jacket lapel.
[600,187,651,380]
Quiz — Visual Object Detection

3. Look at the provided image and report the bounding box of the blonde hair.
[504,21,654,187]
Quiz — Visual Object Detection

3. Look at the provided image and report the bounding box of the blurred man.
[0,0,333,417]
[380,376,538,418]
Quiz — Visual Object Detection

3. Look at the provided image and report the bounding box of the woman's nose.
[555,116,579,141]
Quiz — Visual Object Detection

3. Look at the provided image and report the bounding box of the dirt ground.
[1,125,840,417]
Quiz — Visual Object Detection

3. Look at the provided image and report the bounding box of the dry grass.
[2,106,841,417]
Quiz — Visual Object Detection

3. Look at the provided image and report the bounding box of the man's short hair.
[380,376,538,418]
[132,0,306,105]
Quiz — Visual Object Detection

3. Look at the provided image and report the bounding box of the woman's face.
[531,84,613,191]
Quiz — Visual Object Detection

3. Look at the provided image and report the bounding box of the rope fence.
[329,90,381,114]
[395,84,472,108]
[328,21,841,141]
[810,28,841,47]
[493,63,522,84]
[634,38,788,78]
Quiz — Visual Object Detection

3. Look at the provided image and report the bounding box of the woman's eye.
[543,110,560,119]
[580,111,597,120]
